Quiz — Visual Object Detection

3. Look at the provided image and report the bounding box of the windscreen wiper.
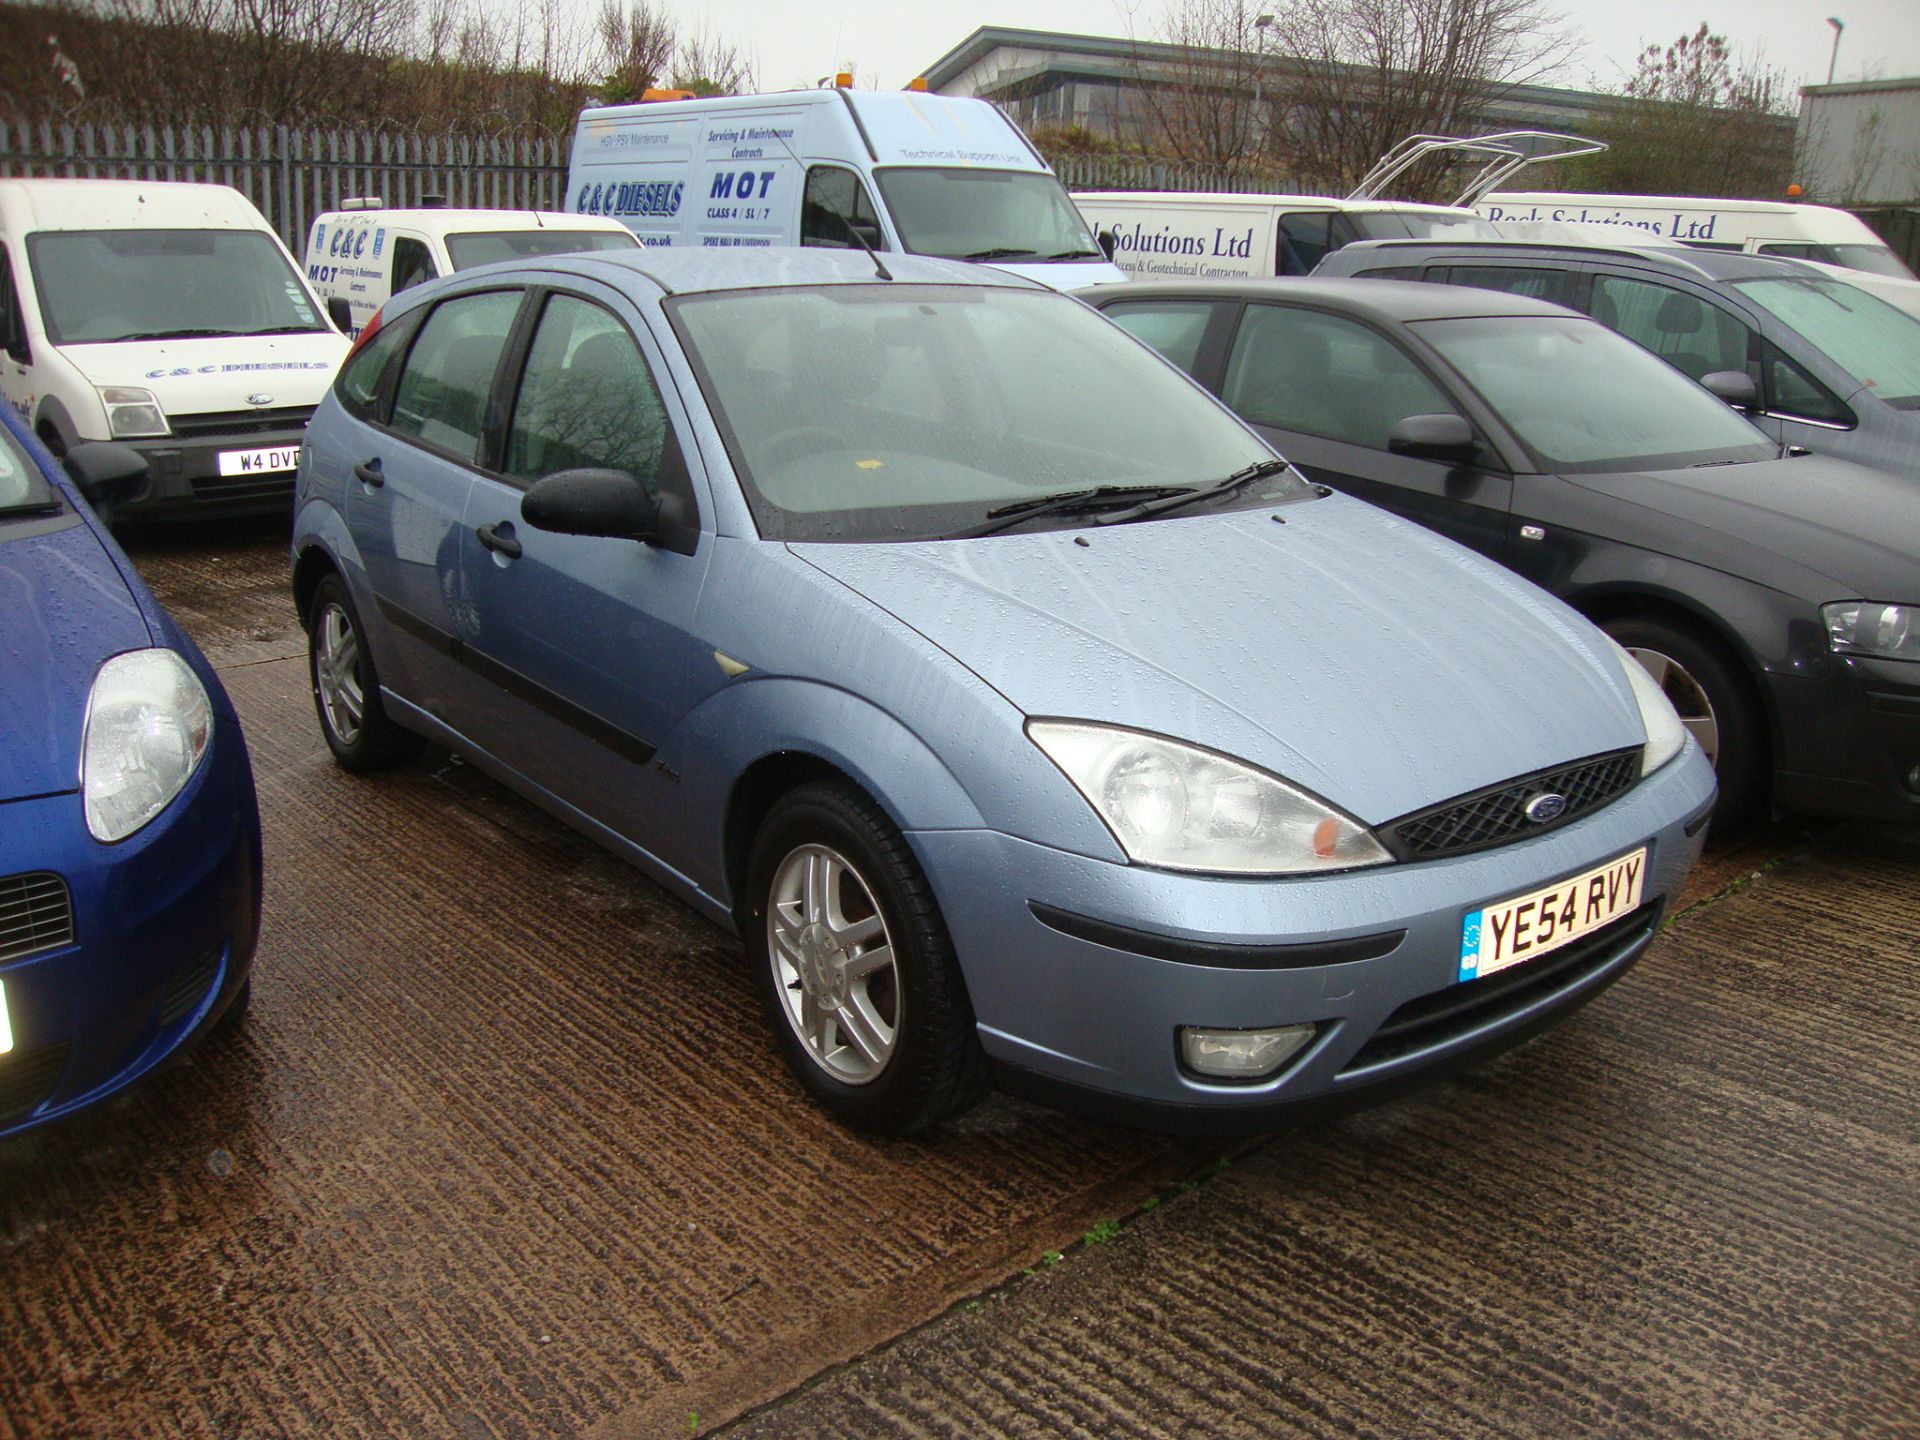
[1091,459,1298,526]
[115,327,241,341]
[963,247,1039,261]
[954,484,1196,539]
[1044,248,1107,260]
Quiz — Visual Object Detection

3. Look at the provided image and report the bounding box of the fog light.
[1179,1023,1314,1081]
[1905,761,1920,796]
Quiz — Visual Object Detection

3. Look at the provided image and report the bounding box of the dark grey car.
[1311,240,1920,485]
[1082,277,1920,826]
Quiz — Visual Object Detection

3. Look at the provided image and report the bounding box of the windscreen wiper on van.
[962,247,1040,261]
[954,484,1196,538]
[1044,248,1107,260]
[114,327,238,341]
[1091,459,1297,526]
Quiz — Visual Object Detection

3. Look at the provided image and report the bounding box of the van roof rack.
[1347,132,1609,207]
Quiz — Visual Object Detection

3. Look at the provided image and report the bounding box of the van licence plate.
[217,445,300,477]
[1458,848,1646,983]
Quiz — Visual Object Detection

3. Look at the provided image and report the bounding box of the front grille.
[166,405,314,440]
[189,470,297,504]
[157,948,222,1028]
[0,1043,69,1125]
[1381,749,1640,861]
[0,872,74,963]
[1340,903,1660,1077]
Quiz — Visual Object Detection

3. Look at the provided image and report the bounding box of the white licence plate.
[217,445,299,477]
[1459,848,1646,984]
[0,978,13,1056]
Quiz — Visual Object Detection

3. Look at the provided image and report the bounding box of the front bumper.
[914,743,1716,1134]
[0,719,262,1138]
[117,412,313,518]
[1768,655,1920,822]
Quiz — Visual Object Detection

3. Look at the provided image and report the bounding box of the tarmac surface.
[1,519,1915,1439]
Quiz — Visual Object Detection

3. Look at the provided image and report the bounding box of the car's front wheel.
[744,779,987,1135]
[306,572,423,773]
[1604,615,1763,827]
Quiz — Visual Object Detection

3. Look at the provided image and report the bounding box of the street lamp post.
[1825,17,1844,85]
[1250,12,1274,154]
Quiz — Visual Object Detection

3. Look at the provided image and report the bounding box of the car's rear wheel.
[1603,615,1763,827]
[307,573,423,772]
[744,779,987,1135]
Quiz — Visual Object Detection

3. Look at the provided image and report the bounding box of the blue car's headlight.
[1605,639,1688,776]
[1823,601,1919,662]
[1027,720,1391,875]
[81,649,213,843]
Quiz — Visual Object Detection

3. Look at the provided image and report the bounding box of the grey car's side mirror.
[325,296,355,335]
[1387,413,1477,463]
[1701,370,1759,410]
[63,441,150,507]
[521,468,661,542]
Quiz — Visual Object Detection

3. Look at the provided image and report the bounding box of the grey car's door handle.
[353,459,384,487]
[476,522,522,559]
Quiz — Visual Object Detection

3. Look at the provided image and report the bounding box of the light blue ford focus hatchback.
[291,248,1715,1135]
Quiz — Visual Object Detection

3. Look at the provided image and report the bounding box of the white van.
[0,178,347,517]
[1477,192,1915,280]
[565,86,1125,289]
[302,205,641,336]
[1070,192,1502,279]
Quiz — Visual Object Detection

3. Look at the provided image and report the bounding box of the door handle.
[476,521,522,559]
[353,459,384,487]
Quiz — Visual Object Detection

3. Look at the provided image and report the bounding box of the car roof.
[1323,238,1820,283]
[1079,275,1578,322]
[450,245,1039,296]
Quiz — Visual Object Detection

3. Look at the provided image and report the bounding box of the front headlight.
[1606,638,1687,776]
[1823,601,1919,662]
[1027,721,1391,874]
[98,386,170,439]
[81,650,213,842]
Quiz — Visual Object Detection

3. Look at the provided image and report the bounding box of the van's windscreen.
[871,169,1102,264]
[1732,275,1920,407]
[1754,243,1915,281]
[445,229,640,270]
[27,229,327,344]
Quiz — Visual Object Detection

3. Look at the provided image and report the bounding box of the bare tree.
[1571,25,1794,199]
[1123,0,1277,175]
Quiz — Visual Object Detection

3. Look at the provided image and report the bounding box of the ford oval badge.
[246,392,275,407]
[1524,792,1569,824]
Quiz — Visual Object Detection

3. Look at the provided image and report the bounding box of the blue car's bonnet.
[0,518,154,801]
[793,498,1645,823]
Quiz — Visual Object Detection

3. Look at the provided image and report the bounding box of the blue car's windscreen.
[669,285,1297,541]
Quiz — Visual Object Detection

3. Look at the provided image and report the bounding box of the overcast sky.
[684,0,1920,96]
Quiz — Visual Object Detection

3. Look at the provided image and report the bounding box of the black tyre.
[306,572,423,772]
[213,978,253,1034]
[1603,615,1765,827]
[743,779,989,1135]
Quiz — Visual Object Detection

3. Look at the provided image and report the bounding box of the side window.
[335,310,420,420]
[1589,275,1754,383]
[505,294,671,483]
[388,290,521,460]
[1764,343,1853,426]
[0,247,26,361]
[392,237,438,294]
[1277,213,1332,275]
[1440,265,1571,305]
[1354,265,1423,281]
[1101,301,1218,375]
[1222,304,1457,449]
[801,167,885,250]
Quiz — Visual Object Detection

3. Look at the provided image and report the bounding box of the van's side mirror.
[1701,370,1759,410]
[1387,413,1478,463]
[521,468,660,542]
[63,441,149,506]
[1097,229,1118,262]
[325,296,354,335]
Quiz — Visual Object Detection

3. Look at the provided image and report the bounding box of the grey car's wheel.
[1604,615,1763,827]
[306,573,422,773]
[744,779,988,1135]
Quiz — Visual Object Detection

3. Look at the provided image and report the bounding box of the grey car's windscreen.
[1731,275,1920,408]
[870,170,1101,261]
[669,285,1294,541]
[1414,315,1777,473]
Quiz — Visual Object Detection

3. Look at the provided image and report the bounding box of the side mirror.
[1387,413,1478,463]
[325,296,354,335]
[1097,229,1118,262]
[63,441,149,506]
[1701,370,1759,410]
[521,467,660,542]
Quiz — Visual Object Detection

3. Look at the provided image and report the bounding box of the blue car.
[0,409,260,1138]
[291,249,1715,1136]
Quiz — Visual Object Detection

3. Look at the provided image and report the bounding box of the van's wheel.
[306,572,423,772]
[744,779,988,1136]
[1603,615,1764,827]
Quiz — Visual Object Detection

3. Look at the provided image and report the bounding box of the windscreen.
[0,423,52,517]
[28,229,326,344]
[1417,314,1776,471]
[872,169,1102,263]
[1758,242,1915,280]
[1349,211,1501,242]
[669,284,1292,541]
[1732,275,1920,407]
[445,229,640,270]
